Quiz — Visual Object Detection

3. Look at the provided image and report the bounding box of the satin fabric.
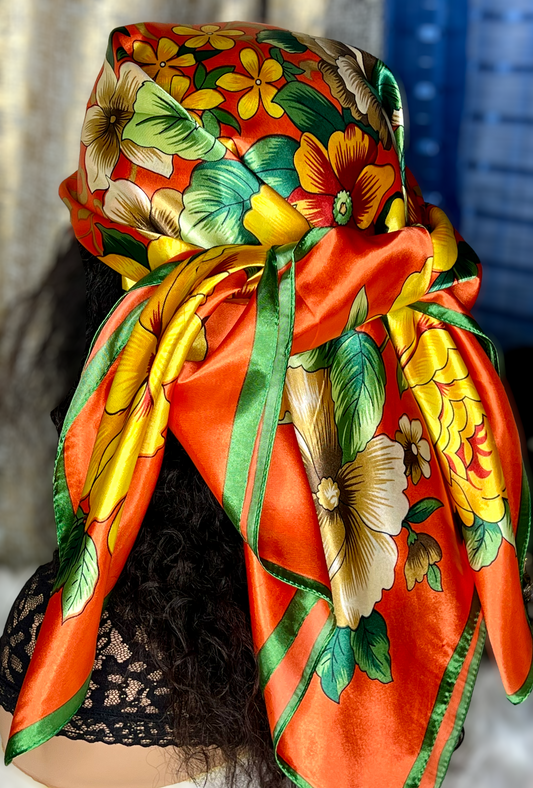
[6,21,533,788]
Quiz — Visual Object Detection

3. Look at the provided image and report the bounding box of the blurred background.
[0,0,532,785]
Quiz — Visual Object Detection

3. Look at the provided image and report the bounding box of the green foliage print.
[60,531,99,622]
[462,501,514,572]
[317,610,392,703]
[180,159,261,246]
[289,327,386,464]
[123,81,226,161]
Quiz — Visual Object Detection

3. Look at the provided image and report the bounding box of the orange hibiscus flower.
[291,125,395,230]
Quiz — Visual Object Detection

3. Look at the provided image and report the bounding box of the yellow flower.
[404,532,442,591]
[81,61,172,192]
[132,37,195,92]
[387,309,508,528]
[395,415,431,484]
[172,24,244,50]
[284,365,409,628]
[170,75,224,125]
[216,48,284,120]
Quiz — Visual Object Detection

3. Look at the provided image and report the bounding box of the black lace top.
[0,555,176,747]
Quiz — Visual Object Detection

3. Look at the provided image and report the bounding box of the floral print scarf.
[6,22,533,788]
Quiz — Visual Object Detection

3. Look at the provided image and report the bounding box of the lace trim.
[0,558,177,747]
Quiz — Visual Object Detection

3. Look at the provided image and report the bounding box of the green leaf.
[61,533,99,621]
[243,135,299,198]
[96,224,149,270]
[284,61,305,75]
[201,110,220,138]
[53,514,86,593]
[284,71,297,83]
[330,332,386,463]
[405,498,443,524]
[205,65,235,89]
[371,60,402,114]
[288,343,332,373]
[272,83,345,148]
[427,564,443,592]
[116,47,128,62]
[211,107,241,133]
[194,62,207,89]
[123,81,226,161]
[256,29,307,53]
[316,627,355,703]
[497,500,515,546]
[351,610,392,683]
[270,46,284,64]
[180,159,260,246]
[343,287,368,332]
[462,514,503,571]
[396,362,408,397]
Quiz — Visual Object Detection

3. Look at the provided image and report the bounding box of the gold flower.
[395,415,431,484]
[169,75,224,125]
[404,532,442,591]
[132,37,195,92]
[172,24,244,51]
[284,365,409,628]
[81,61,172,193]
[216,48,284,120]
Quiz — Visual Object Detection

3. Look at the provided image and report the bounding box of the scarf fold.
[6,22,532,788]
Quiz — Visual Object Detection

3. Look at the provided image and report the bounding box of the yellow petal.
[259,58,283,83]
[147,236,200,270]
[132,41,156,65]
[210,33,238,50]
[99,253,150,283]
[294,134,333,195]
[260,83,284,118]
[385,197,407,231]
[243,184,310,246]
[172,25,201,36]
[220,137,239,156]
[238,87,260,120]
[390,258,433,312]
[201,24,220,34]
[180,34,208,48]
[428,205,458,272]
[240,47,259,79]
[353,164,396,229]
[170,75,190,103]
[217,73,254,92]
[157,37,180,63]
[186,322,208,361]
[182,88,224,110]
[328,126,373,189]
[175,53,196,68]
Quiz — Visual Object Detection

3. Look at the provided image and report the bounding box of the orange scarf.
[6,22,532,788]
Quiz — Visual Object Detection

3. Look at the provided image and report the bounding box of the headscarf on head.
[6,21,532,788]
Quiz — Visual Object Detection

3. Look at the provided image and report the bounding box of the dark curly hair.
[51,245,288,788]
